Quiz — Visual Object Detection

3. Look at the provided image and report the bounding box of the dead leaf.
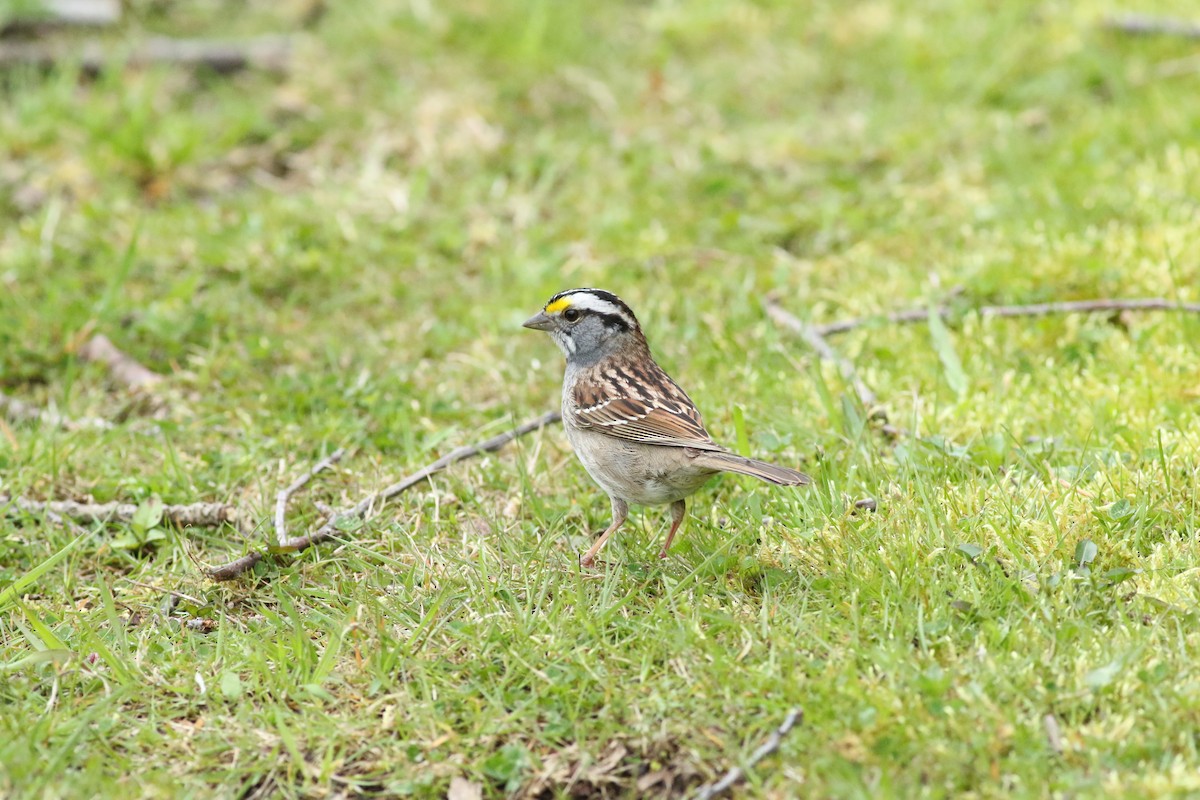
[447,776,482,800]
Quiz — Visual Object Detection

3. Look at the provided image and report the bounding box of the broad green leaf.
[483,744,531,792]
[927,307,967,398]
[1074,539,1098,568]
[131,498,165,532]
[1085,659,1122,689]
[1103,567,1140,585]
[956,543,983,560]
[1108,499,1134,521]
[334,515,364,533]
[220,671,243,699]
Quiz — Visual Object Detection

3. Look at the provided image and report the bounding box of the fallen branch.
[205,410,563,581]
[2,495,237,528]
[274,448,347,547]
[693,708,804,799]
[1104,14,1200,39]
[78,334,163,392]
[0,391,111,431]
[764,297,882,417]
[0,35,292,74]
[812,297,1200,337]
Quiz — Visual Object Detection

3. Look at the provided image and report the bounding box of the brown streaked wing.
[570,368,722,450]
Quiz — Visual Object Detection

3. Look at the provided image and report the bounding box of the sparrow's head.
[522,288,646,364]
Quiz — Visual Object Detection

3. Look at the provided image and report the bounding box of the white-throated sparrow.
[523,288,810,566]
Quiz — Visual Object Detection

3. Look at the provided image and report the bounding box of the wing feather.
[570,362,722,450]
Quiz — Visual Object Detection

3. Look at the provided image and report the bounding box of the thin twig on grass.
[811,297,1200,337]
[121,578,205,607]
[692,708,804,799]
[2,495,237,528]
[1104,14,1200,39]
[274,448,347,547]
[764,297,882,417]
[78,334,163,392]
[205,410,563,581]
[0,0,121,32]
[42,508,93,537]
[0,391,112,431]
[0,35,292,74]
[768,295,1200,432]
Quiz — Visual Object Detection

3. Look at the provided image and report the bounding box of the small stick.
[693,708,804,799]
[274,448,347,547]
[1,0,122,29]
[205,552,264,582]
[811,297,1200,338]
[205,410,563,581]
[980,297,1200,319]
[0,391,112,431]
[78,334,163,392]
[1104,14,1200,39]
[765,297,881,415]
[0,35,292,74]
[121,578,205,607]
[42,508,93,537]
[2,495,236,528]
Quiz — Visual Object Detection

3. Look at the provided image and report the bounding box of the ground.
[2,0,1200,797]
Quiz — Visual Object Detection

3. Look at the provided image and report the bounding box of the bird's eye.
[563,308,582,323]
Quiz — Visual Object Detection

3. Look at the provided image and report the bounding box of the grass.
[2,0,1200,796]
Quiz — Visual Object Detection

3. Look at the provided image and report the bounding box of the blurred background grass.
[1,0,1199,797]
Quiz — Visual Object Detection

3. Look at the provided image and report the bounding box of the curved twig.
[205,411,563,581]
[692,708,804,799]
[764,298,881,416]
[274,448,347,547]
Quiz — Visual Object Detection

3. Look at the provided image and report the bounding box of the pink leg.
[581,497,629,567]
[657,500,687,559]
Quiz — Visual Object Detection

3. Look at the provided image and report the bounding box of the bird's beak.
[522,311,555,331]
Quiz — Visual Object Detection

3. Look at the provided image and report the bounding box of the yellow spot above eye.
[544,297,573,314]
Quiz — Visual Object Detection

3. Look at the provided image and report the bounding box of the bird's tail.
[691,451,811,486]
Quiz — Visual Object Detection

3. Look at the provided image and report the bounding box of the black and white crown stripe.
[547,289,639,331]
